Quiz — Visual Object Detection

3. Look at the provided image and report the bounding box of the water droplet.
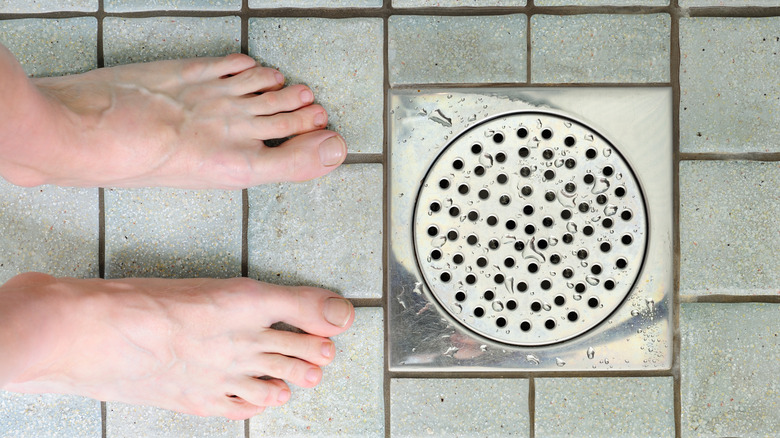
[566,222,578,233]
[566,282,575,289]
[467,114,477,122]
[492,301,504,312]
[543,303,552,311]
[616,172,623,180]
[431,236,447,248]
[591,215,602,223]
[604,204,618,216]
[603,148,612,157]
[587,347,595,359]
[573,294,582,301]
[413,282,423,295]
[631,309,640,316]
[557,190,577,207]
[585,134,594,142]
[549,237,559,246]
[563,121,572,128]
[522,239,546,262]
[480,345,487,352]
[556,357,566,367]
[592,178,610,194]
[526,354,541,365]
[429,109,452,127]
[536,119,543,128]
[417,108,428,116]
[554,158,565,168]
[484,129,495,138]
[479,153,494,168]
[586,275,600,286]
[604,358,610,364]
[505,277,515,294]
[645,298,655,314]
[453,303,462,314]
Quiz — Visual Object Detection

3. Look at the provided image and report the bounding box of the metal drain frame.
[388,88,673,372]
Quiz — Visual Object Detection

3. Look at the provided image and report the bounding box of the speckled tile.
[248,18,383,154]
[0,18,96,77]
[680,161,779,296]
[104,16,241,65]
[250,0,381,7]
[250,308,384,437]
[392,0,525,6]
[0,181,98,283]
[105,403,243,437]
[535,377,675,437]
[531,14,670,83]
[105,188,242,279]
[0,0,97,12]
[248,164,382,299]
[538,0,664,5]
[680,18,779,153]
[680,0,780,7]
[680,303,780,437]
[390,378,530,437]
[0,392,101,438]
[105,0,240,11]
[388,15,527,85]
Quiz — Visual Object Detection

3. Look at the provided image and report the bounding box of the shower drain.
[413,112,647,346]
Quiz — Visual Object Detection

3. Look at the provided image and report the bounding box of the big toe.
[252,131,347,185]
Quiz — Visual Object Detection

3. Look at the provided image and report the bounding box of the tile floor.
[0,1,777,437]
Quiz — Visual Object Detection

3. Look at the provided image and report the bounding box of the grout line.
[528,377,535,438]
[526,3,533,85]
[680,152,780,161]
[382,2,392,437]
[679,294,780,303]
[387,369,676,379]
[98,189,105,280]
[349,298,383,308]
[344,153,384,164]
[101,401,107,438]
[96,1,108,435]
[390,82,674,89]
[241,2,251,436]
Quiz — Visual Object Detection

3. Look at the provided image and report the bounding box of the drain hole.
[494,274,505,284]
[499,194,511,205]
[455,291,466,302]
[504,257,515,268]
[528,263,539,273]
[530,301,542,312]
[565,182,576,193]
[453,253,464,264]
[487,215,498,226]
[578,202,589,213]
[523,205,535,215]
[431,249,442,260]
[564,135,576,147]
[496,317,507,328]
[439,178,450,189]
[430,201,441,212]
[575,283,586,293]
[615,186,627,197]
[622,234,633,245]
[584,173,595,184]
[479,189,490,200]
[493,132,504,143]
[507,300,518,310]
[466,274,477,285]
[458,184,469,195]
[514,241,525,251]
[602,217,614,229]
[521,185,533,196]
[484,290,495,301]
[542,149,554,160]
[449,206,460,217]
[567,311,579,322]
[562,233,574,244]
[561,209,572,220]
[621,210,633,221]
[468,210,479,221]
[474,307,485,317]
[565,158,576,169]
[591,264,602,275]
[496,152,507,162]
[474,166,485,176]
[616,258,628,269]
[562,268,574,278]
[541,279,552,290]
[537,239,548,249]
[545,191,556,202]
[520,321,531,332]
[577,249,589,260]
[583,225,594,236]
[453,159,464,170]
[596,194,607,205]
[603,166,614,176]
[441,272,451,282]
[427,225,438,236]
[604,279,615,290]
[585,148,597,159]
[544,170,556,180]
[600,242,611,252]
[519,147,530,158]
[520,166,531,177]
[525,224,536,235]
[554,295,566,306]
[488,239,500,250]
[471,144,482,154]
[542,217,554,228]
[447,230,459,241]
[541,128,553,139]
[550,253,561,264]
[477,257,488,267]
[467,234,478,245]
[588,297,600,308]
[517,127,529,139]
[506,220,517,230]
[545,319,556,330]
[517,281,528,292]
[497,173,508,184]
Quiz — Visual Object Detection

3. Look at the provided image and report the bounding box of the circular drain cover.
[413,111,648,346]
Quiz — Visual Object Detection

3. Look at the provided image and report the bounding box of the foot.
[0,49,347,188]
[1,273,354,420]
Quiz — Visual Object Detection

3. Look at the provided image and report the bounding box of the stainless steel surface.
[389,88,673,371]
[414,112,648,346]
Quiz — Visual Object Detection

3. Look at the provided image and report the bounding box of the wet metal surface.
[389,88,673,371]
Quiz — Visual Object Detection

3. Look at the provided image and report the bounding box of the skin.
[0,44,354,419]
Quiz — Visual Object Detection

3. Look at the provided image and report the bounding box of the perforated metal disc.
[413,111,648,346]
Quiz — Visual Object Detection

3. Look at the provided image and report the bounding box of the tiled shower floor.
[0,1,777,437]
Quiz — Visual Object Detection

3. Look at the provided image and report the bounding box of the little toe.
[252,104,328,139]
[224,64,285,95]
[256,330,335,367]
[229,377,291,408]
[250,130,347,185]
[246,84,314,116]
[210,53,259,78]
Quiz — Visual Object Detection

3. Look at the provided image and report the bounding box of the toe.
[249,130,347,185]
[255,330,336,367]
[230,376,292,407]
[251,104,328,139]
[221,397,266,420]
[211,53,258,78]
[246,84,315,116]
[224,64,285,95]
[254,354,323,389]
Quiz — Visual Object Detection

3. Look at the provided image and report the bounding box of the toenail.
[274,72,284,85]
[305,368,321,384]
[314,112,327,127]
[323,297,352,327]
[318,136,347,167]
[300,89,314,104]
[277,389,291,403]
[322,341,335,358]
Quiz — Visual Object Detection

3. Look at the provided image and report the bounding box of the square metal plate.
[388,88,673,371]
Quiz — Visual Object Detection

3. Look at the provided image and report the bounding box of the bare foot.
[0,47,346,189]
[0,273,354,419]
